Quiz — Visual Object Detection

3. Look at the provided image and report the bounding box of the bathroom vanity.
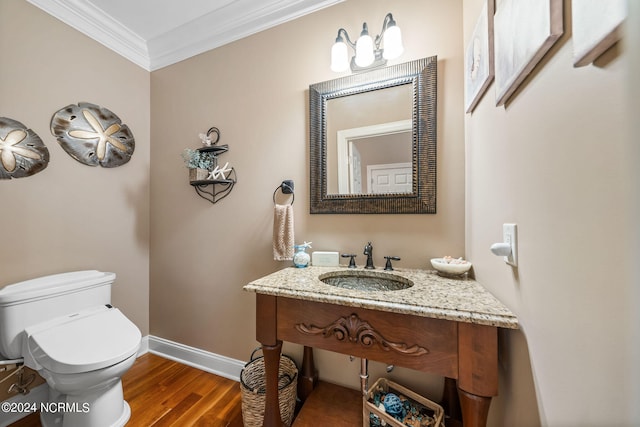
[244,266,517,427]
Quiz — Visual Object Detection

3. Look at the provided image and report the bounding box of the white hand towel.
[273,204,294,261]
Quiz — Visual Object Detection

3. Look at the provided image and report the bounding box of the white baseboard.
[0,383,48,427]
[146,335,244,382]
[138,335,150,355]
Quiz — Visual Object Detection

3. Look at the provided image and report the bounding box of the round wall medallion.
[0,117,50,179]
[50,102,135,168]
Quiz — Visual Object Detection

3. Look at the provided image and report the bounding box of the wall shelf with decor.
[183,127,237,204]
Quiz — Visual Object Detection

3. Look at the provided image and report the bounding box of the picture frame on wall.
[572,0,627,67]
[494,0,563,106]
[464,0,495,114]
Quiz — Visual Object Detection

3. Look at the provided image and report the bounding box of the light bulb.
[355,33,374,67]
[383,25,404,60]
[330,40,349,72]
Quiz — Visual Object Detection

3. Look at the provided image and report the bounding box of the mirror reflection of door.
[368,162,412,194]
[327,84,413,194]
[349,144,362,193]
[336,119,412,194]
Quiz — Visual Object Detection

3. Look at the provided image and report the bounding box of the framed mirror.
[309,56,437,214]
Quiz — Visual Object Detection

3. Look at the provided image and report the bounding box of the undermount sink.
[319,270,414,292]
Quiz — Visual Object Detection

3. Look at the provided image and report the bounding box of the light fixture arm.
[335,28,356,49]
[374,13,396,50]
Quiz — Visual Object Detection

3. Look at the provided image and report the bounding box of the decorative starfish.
[68,110,127,160]
[207,162,232,180]
[0,129,41,172]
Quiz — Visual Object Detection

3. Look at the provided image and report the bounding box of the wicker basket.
[364,378,444,427]
[240,348,298,427]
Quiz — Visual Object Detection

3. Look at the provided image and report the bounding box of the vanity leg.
[256,294,286,427]
[441,377,462,424]
[298,346,318,403]
[458,388,491,427]
[457,322,498,427]
[262,341,286,427]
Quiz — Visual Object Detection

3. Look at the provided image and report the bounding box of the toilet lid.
[26,305,141,374]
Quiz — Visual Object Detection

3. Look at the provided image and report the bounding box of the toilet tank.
[0,270,115,359]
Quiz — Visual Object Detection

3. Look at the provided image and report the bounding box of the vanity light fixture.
[330,13,404,73]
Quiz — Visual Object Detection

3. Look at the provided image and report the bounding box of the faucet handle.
[384,256,401,271]
[341,254,357,268]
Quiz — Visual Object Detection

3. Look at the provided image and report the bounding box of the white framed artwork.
[494,0,563,106]
[572,0,627,67]
[464,0,495,113]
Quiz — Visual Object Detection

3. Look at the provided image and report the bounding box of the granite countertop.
[244,266,518,329]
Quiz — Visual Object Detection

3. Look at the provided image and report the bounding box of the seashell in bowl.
[430,257,472,276]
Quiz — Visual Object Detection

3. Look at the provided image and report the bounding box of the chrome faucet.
[363,242,375,269]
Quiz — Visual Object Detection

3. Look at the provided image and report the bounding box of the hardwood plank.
[152,392,203,426]
[199,381,241,420]
[170,378,238,426]
[293,381,362,427]
[159,368,223,408]
[123,356,181,402]
[6,412,40,427]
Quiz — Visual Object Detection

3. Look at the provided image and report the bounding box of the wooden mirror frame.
[309,56,437,214]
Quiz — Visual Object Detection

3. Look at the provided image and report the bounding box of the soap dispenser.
[293,242,312,268]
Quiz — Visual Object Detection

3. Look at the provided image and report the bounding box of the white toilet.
[0,271,141,427]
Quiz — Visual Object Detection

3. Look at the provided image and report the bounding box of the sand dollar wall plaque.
[0,117,50,179]
[51,102,135,167]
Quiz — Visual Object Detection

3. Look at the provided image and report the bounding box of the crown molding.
[27,0,150,69]
[27,0,343,72]
[148,0,343,70]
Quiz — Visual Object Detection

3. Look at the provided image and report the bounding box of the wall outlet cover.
[503,223,518,267]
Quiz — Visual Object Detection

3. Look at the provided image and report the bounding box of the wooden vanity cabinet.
[255,294,498,427]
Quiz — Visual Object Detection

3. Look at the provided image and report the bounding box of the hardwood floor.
[292,381,362,427]
[9,353,244,427]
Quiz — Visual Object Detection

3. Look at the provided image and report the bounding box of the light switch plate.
[503,223,518,266]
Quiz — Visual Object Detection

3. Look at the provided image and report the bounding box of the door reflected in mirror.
[333,120,413,194]
[326,84,413,195]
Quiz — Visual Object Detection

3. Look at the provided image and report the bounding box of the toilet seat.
[25,305,141,374]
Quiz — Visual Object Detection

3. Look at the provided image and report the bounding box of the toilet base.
[40,380,131,427]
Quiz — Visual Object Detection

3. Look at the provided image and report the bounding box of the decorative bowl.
[430,257,472,276]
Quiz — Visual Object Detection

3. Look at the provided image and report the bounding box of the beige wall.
[629,1,640,423]
[0,0,150,335]
[464,0,636,426]
[150,0,464,395]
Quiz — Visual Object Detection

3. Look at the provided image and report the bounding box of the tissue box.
[311,251,339,267]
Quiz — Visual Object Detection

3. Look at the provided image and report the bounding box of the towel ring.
[273,180,294,205]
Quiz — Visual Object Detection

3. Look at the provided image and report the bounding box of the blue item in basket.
[383,393,403,417]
